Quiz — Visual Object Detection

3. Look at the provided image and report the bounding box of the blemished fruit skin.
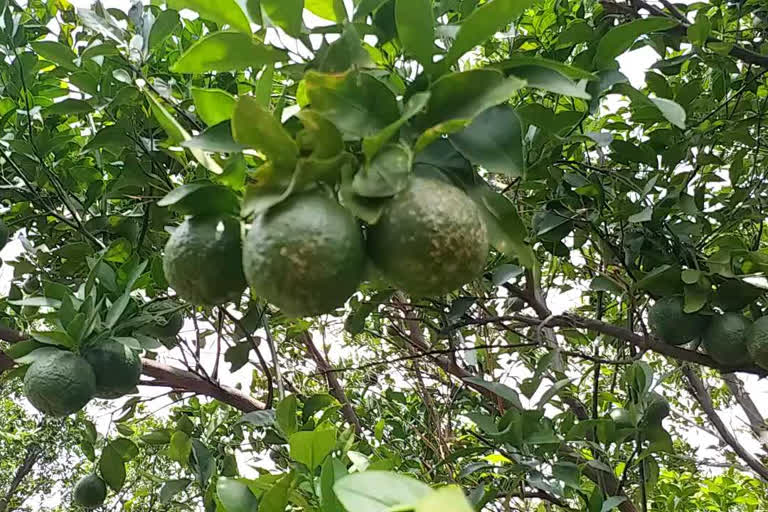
[163,215,247,306]
[23,351,96,416]
[83,342,142,399]
[746,316,768,370]
[703,313,752,367]
[367,176,489,296]
[243,192,365,316]
[648,296,709,346]
[73,474,107,508]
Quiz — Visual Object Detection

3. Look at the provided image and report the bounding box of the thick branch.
[0,444,40,512]
[140,358,265,412]
[682,365,768,482]
[0,326,264,413]
[451,314,768,376]
[722,373,768,450]
[301,332,363,436]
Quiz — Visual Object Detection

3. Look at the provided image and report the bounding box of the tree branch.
[682,365,768,482]
[0,326,265,413]
[722,373,768,450]
[301,332,363,436]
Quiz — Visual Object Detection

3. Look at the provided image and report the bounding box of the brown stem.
[722,373,768,450]
[301,332,363,436]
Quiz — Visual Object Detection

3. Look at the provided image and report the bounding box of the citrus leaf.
[158,183,240,216]
[650,97,686,129]
[306,0,347,21]
[511,66,591,99]
[304,70,400,137]
[30,41,77,70]
[353,144,412,197]
[171,32,286,73]
[494,55,597,79]
[363,92,430,160]
[423,69,525,127]
[395,0,434,71]
[160,479,192,504]
[276,395,298,436]
[449,105,524,177]
[145,91,223,173]
[289,429,336,470]
[415,486,474,512]
[29,330,75,348]
[595,17,679,68]
[191,87,236,126]
[168,0,251,34]
[217,477,259,512]
[100,445,126,492]
[148,9,180,50]
[258,473,292,512]
[262,0,304,36]
[232,96,298,171]
[320,457,347,512]
[334,471,431,512]
[444,0,537,68]
[181,122,247,153]
[464,376,523,409]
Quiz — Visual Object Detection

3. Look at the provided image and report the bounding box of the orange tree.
[1,0,768,511]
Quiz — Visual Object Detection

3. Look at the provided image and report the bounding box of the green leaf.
[30,41,77,70]
[687,12,711,46]
[340,164,387,224]
[149,9,180,50]
[259,473,292,512]
[494,55,597,79]
[466,181,535,267]
[172,32,286,73]
[320,457,348,512]
[109,438,140,462]
[160,479,192,504]
[423,69,525,127]
[334,471,431,512]
[141,430,173,444]
[105,291,131,329]
[536,378,573,408]
[681,269,702,285]
[305,71,400,137]
[146,91,223,174]
[276,395,298,436]
[289,429,337,470]
[600,496,627,512]
[157,183,240,216]
[595,17,679,68]
[465,376,522,409]
[415,486,474,512]
[628,206,653,223]
[363,91,430,160]
[168,0,251,34]
[217,477,260,512]
[353,144,412,198]
[443,0,537,69]
[168,431,192,463]
[395,0,434,71]
[191,87,236,126]
[683,284,708,313]
[13,347,61,365]
[182,122,247,153]
[256,64,275,107]
[45,99,94,116]
[590,276,623,295]
[29,330,74,348]
[9,297,61,308]
[262,0,304,36]
[238,410,276,426]
[650,97,686,129]
[306,0,347,21]
[449,105,524,177]
[232,96,299,171]
[511,66,590,99]
[100,445,127,492]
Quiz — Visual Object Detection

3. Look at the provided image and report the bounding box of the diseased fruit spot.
[367,176,489,296]
[243,191,365,317]
[23,351,96,417]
